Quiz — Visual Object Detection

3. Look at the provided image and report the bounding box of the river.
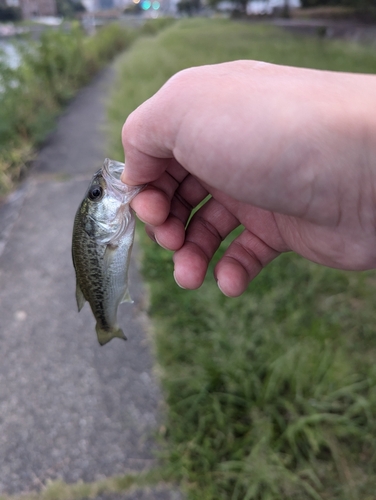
[0,39,21,69]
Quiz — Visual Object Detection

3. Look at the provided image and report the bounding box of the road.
[0,66,178,499]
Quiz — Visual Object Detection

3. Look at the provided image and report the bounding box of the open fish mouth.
[101,158,143,202]
[102,158,127,191]
[103,158,123,181]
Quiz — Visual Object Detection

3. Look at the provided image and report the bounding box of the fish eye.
[88,185,103,201]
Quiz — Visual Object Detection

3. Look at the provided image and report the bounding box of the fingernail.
[135,213,148,224]
[216,278,231,298]
[173,270,186,289]
[155,234,170,251]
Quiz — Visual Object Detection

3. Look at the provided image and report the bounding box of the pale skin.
[121,60,376,297]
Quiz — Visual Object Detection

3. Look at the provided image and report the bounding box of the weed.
[0,20,150,195]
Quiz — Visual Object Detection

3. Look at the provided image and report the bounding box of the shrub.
[0,22,137,196]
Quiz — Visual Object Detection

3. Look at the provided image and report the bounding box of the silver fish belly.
[72,158,143,346]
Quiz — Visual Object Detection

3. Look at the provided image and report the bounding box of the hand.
[121,61,376,297]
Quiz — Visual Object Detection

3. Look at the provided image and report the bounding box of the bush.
[0,22,137,196]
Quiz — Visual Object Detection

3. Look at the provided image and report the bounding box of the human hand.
[121,61,376,297]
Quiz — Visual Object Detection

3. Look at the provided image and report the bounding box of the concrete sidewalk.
[0,67,177,498]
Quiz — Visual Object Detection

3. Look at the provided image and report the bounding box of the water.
[0,40,22,94]
[0,39,21,69]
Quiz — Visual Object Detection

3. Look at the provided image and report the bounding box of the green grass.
[0,22,136,196]
[0,468,170,500]
[0,18,175,197]
[107,18,376,500]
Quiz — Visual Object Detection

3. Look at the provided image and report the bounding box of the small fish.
[72,158,143,346]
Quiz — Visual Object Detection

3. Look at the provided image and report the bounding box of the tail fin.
[95,324,127,346]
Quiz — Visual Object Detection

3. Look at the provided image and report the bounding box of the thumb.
[121,148,169,186]
[121,105,173,186]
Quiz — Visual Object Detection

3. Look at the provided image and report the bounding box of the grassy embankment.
[108,19,376,500]
[0,18,174,198]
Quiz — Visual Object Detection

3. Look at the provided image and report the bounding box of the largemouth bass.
[72,158,143,346]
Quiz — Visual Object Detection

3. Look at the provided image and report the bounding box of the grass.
[0,18,175,198]
[137,241,376,499]
[106,18,376,500]
[0,22,135,196]
[0,468,170,500]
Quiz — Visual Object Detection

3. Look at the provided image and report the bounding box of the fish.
[72,158,144,346]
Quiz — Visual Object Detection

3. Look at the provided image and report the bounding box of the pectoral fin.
[76,283,86,312]
[121,288,133,304]
[103,243,118,273]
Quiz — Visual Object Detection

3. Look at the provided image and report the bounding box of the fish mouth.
[102,158,145,201]
[102,158,131,197]
[104,158,123,178]
[103,158,125,185]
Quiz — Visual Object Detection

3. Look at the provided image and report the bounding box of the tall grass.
[0,18,177,196]
[0,22,138,196]
[108,19,376,499]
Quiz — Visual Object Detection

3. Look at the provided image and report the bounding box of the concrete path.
[0,67,176,498]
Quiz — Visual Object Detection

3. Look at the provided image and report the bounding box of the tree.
[0,5,22,20]
[56,0,85,18]
[177,0,201,15]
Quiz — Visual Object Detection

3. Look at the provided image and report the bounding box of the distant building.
[82,0,118,11]
[18,0,57,17]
